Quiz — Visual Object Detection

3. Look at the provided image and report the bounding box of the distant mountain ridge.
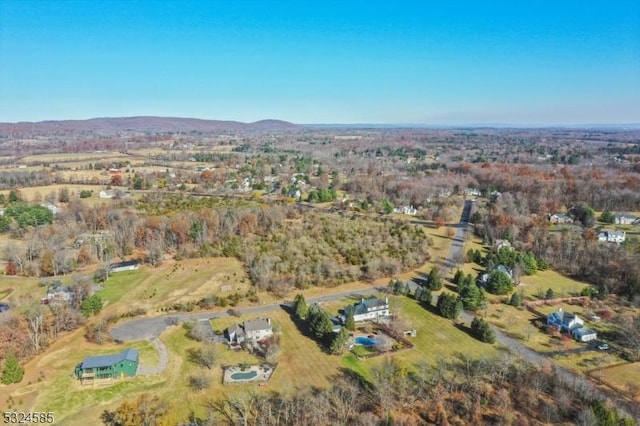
[0,116,300,136]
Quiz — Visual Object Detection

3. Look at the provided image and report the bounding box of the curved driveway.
[111,200,638,421]
[111,289,379,342]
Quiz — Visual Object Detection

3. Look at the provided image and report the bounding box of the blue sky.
[0,1,638,125]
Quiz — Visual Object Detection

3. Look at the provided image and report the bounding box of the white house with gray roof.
[224,318,273,344]
[614,213,637,225]
[598,230,626,244]
[341,297,390,323]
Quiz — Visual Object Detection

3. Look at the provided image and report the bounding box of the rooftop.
[81,348,139,369]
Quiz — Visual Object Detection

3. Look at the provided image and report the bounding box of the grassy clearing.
[96,257,251,315]
[597,362,640,400]
[19,152,127,163]
[0,185,106,203]
[518,270,590,300]
[385,295,501,366]
[0,275,41,304]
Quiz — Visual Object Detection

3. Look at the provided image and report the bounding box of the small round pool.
[355,336,377,346]
[230,370,258,380]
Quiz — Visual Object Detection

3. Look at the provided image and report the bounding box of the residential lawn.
[3,330,164,426]
[484,303,626,375]
[518,270,590,300]
[384,295,501,367]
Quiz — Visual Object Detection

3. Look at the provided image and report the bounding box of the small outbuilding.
[571,327,598,342]
[108,260,140,273]
[75,348,139,383]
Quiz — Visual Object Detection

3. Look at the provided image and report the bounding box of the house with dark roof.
[342,297,390,323]
[75,348,139,382]
[547,308,584,333]
[547,308,597,342]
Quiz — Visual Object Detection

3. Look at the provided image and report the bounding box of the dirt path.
[136,337,168,376]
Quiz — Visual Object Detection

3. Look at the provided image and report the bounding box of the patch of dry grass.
[597,362,640,401]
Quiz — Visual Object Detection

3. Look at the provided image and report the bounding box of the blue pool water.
[355,336,377,346]
[230,370,258,380]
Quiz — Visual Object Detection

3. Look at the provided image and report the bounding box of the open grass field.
[0,275,41,304]
[0,185,107,203]
[519,270,590,300]
[597,362,640,401]
[19,152,128,163]
[96,257,252,315]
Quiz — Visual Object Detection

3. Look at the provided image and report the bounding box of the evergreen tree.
[415,286,432,304]
[293,293,308,319]
[307,307,333,341]
[519,252,539,275]
[453,269,464,285]
[486,270,513,295]
[330,327,349,355]
[80,294,104,317]
[600,210,615,224]
[344,310,356,331]
[471,317,495,343]
[545,288,555,300]
[1,353,24,385]
[460,282,485,311]
[428,267,442,291]
[436,293,462,319]
[509,292,522,307]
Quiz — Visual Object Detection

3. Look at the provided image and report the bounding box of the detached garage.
[572,327,598,342]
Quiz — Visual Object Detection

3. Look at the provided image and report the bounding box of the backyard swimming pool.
[354,336,377,346]
[230,370,258,380]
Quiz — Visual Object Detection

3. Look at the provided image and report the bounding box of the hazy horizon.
[1,1,639,125]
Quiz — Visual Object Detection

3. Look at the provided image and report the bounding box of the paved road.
[111,201,639,421]
[439,201,640,422]
[111,287,380,342]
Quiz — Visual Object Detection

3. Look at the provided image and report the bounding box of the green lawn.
[518,270,590,300]
[29,338,164,425]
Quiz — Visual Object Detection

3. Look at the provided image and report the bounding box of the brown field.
[0,185,109,203]
[596,362,640,401]
[19,152,128,163]
[96,257,253,315]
